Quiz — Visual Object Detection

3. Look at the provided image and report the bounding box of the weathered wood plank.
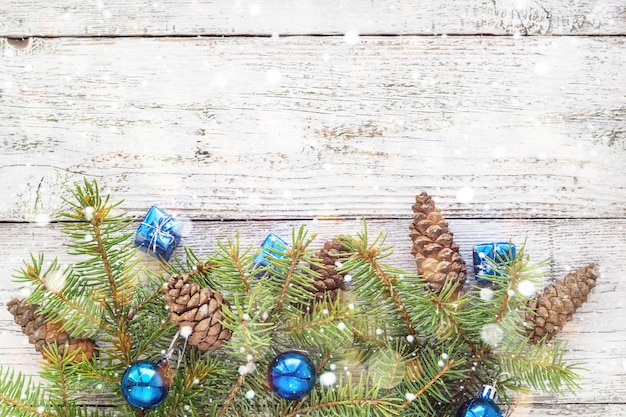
[1,36,624,222]
[0,0,624,37]
[1,218,624,411]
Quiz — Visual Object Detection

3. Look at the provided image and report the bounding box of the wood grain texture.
[1,36,624,222]
[0,0,625,37]
[0,218,624,415]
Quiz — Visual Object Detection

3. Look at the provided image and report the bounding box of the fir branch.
[340,225,419,343]
[0,367,51,417]
[398,359,455,411]
[274,227,317,314]
[495,341,582,394]
[40,344,86,416]
[15,254,113,334]
[217,375,246,417]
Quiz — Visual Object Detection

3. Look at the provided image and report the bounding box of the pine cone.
[307,238,350,304]
[409,192,466,295]
[7,298,97,363]
[166,274,232,351]
[526,263,600,342]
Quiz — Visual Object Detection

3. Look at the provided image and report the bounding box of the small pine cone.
[307,238,351,304]
[7,298,97,363]
[526,263,600,342]
[166,274,232,351]
[409,192,466,294]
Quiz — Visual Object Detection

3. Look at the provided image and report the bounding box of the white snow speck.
[83,233,93,242]
[183,405,191,411]
[180,326,193,338]
[534,60,551,76]
[406,335,415,343]
[491,146,506,158]
[193,378,200,385]
[375,328,383,336]
[322,309,329,315]
[238,362,257,375]
[245,389,256,400]
[517,280,538,297]
[334,261,343,268]
[37,406,45,414]
[337,322,346,331]
[249,4,261,16]
[405,392,416,401]
[266,68,281,85]
[329,363,337,371]
[441,353,449,360]
[319,371,337,386]
[34,213,51,227]
[344,31,360,45]
[479,287,494,301]
[480,323,504,347]
[242,313,252,321]
[456,187,475,204]
[507,289,515,297]
[348,303,355,310]
[46,271,66,293]
[344,274,352,283]
[437,360,445,367]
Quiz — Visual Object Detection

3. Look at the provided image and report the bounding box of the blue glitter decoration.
[456,385,503,417]
[252,233,290,269]
[135,206,183,261]
[120,360,171,410]
[472,242,516,283]
[268,351,316,400]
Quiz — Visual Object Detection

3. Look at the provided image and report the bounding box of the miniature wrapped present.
[135,206,183,261]
[252,233,290,271]
[472,242,516,283]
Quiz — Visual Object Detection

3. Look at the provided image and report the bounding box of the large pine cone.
[409,192,466,295]
[7,298,97,363]
[308,238,351,304]
[166,274,232,351]
[526,263,600,342]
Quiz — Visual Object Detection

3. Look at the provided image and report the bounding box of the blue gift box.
[472,242,516,283]
[135,206,183,261]
[252,233,289,269]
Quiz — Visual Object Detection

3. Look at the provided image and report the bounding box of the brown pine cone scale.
[409,192,466,295]
[7,298,97,363]
[308,238,351,304]
[526,263,600,342]
[166,274,232,351]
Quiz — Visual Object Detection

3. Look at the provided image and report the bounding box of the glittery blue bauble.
[121,360,171,410]
[268,351,316,400]
[456,398,503,417]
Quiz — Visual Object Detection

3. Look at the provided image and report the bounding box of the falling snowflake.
[245,389,256,400]
[180,326,193,338]
[480,287,494,301]
[266,68,281,85]
[344,31,360,45]
[481,323,504,347]
[319,371,337,386]
[456,187,475,204]
[34,213,51,227]
[517,280,538,297]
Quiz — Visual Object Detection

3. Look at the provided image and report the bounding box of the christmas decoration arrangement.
[1,180,600,417]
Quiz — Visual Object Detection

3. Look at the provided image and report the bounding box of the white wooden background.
[1,1,625,415]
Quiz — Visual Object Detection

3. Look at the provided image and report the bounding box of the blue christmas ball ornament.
[457,385,503,417]
[268,351,316,400]
[121,360,172,410]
